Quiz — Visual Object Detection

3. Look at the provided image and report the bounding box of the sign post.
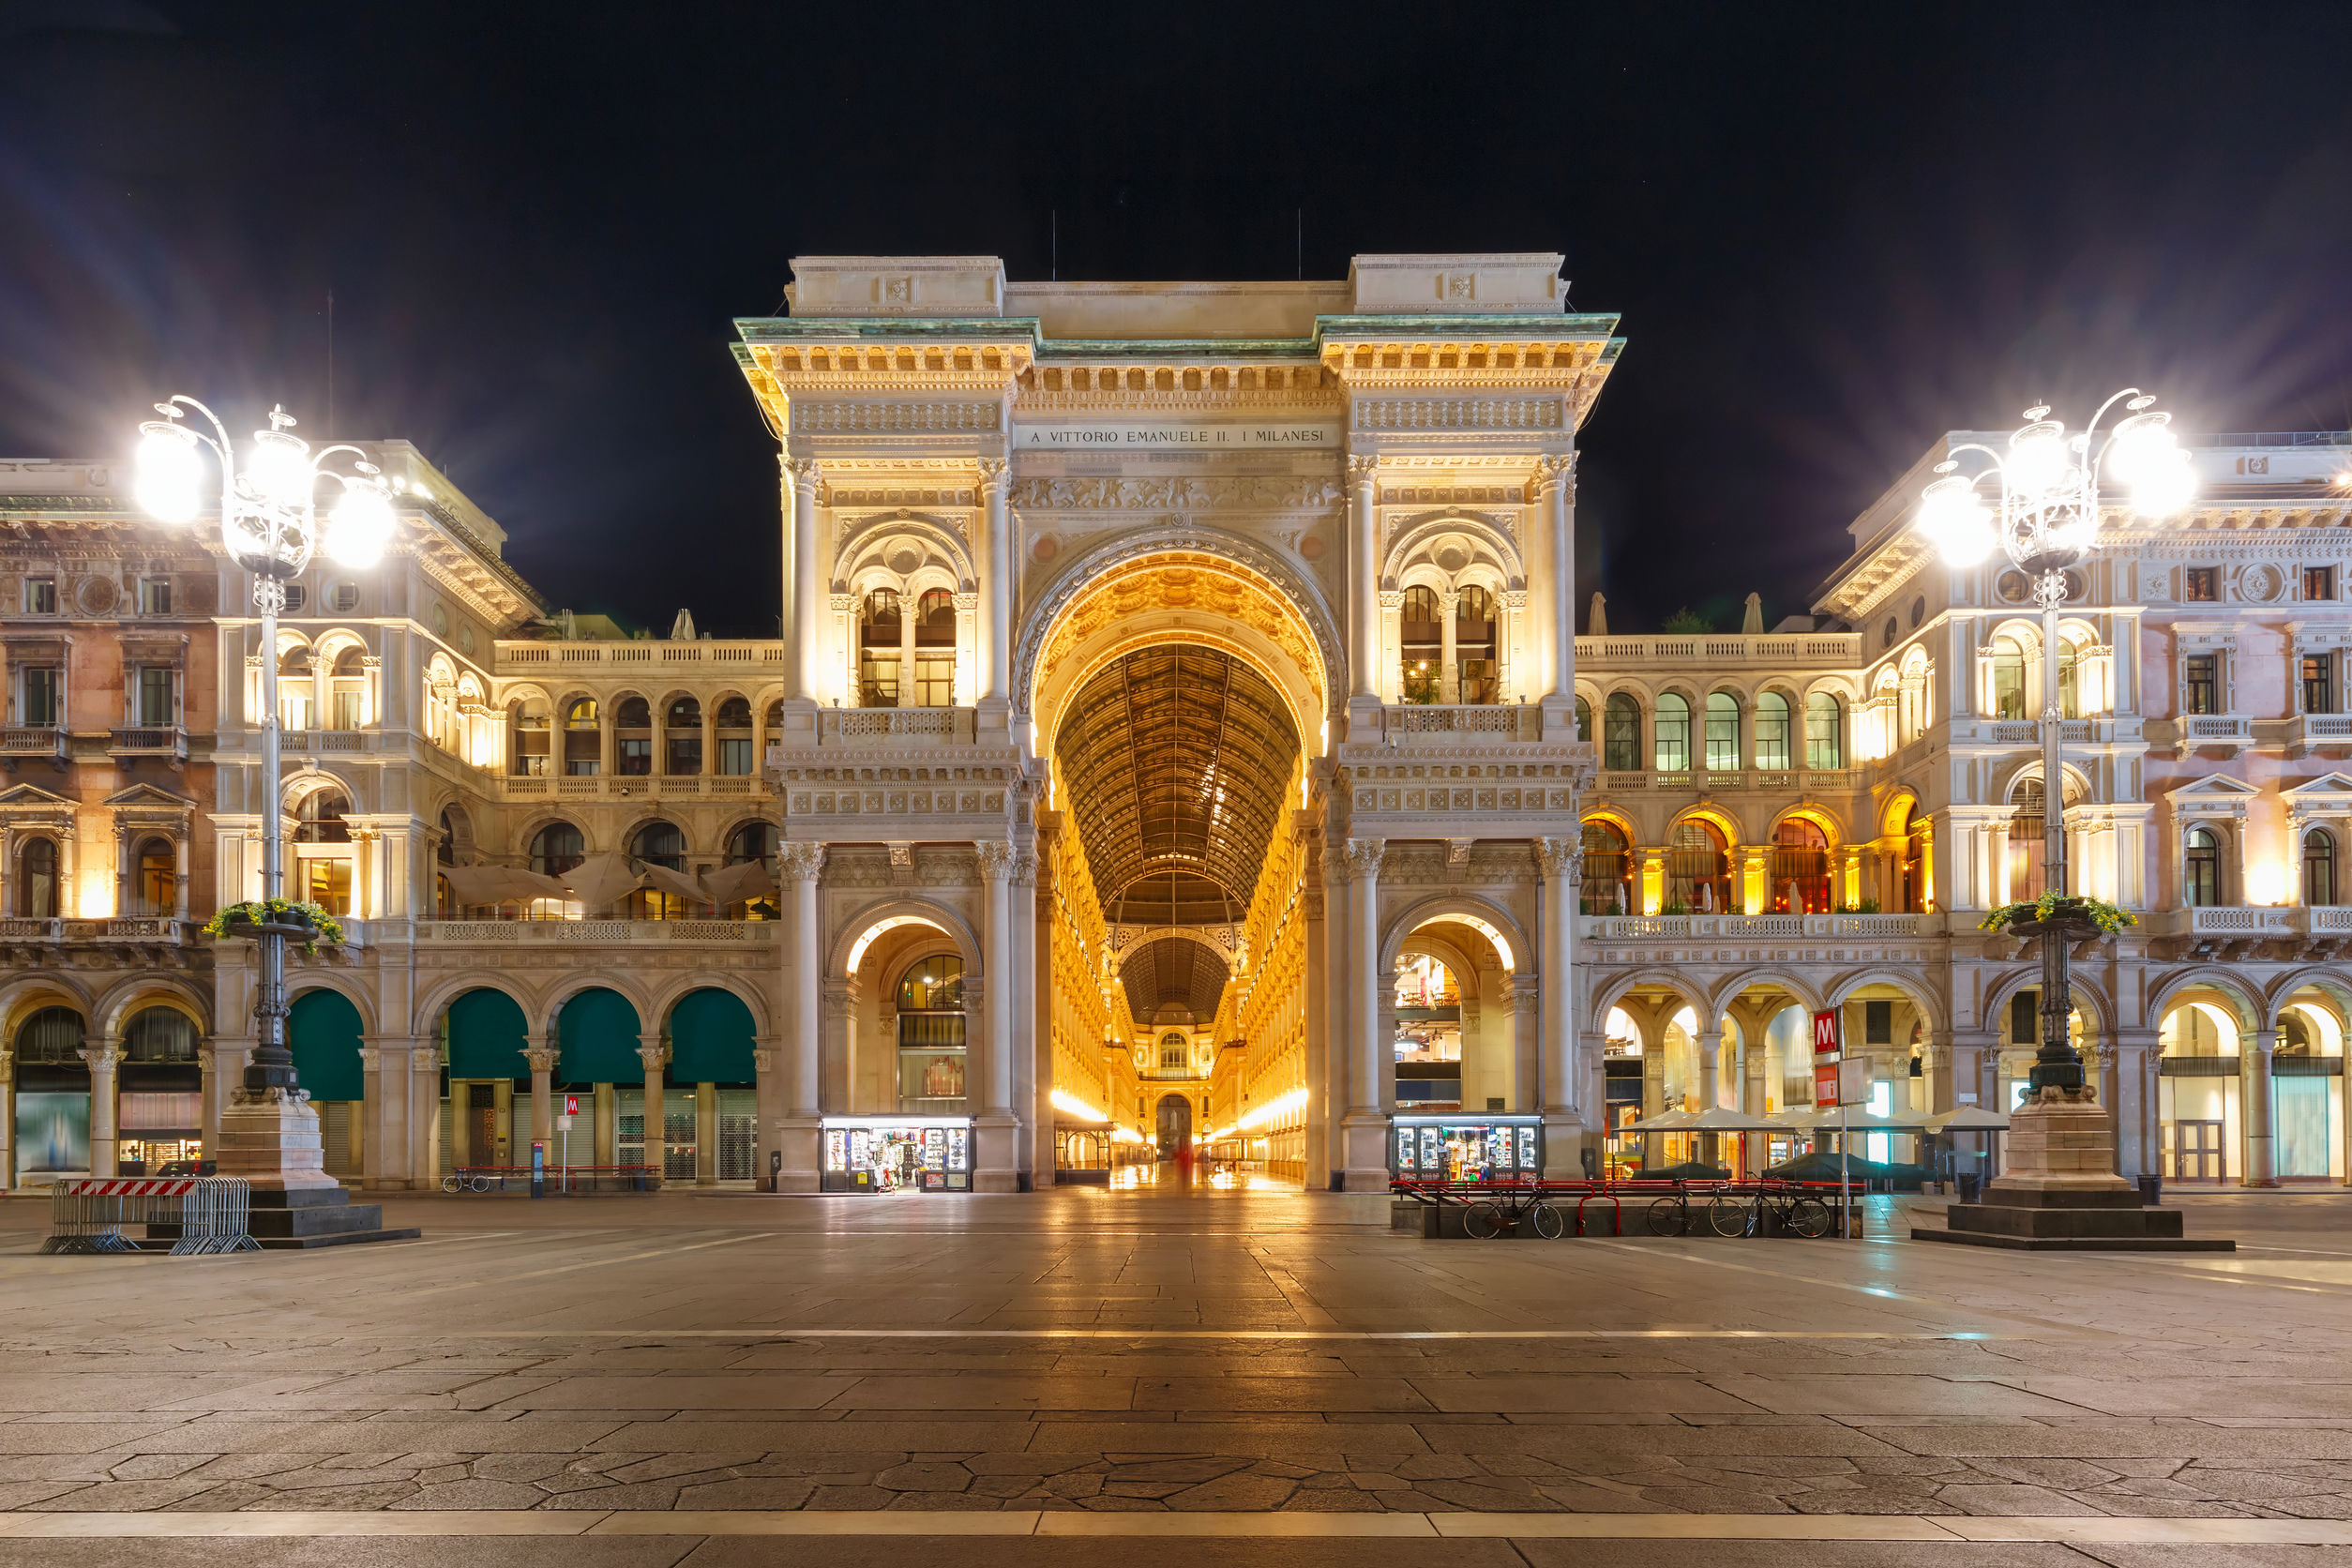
[530,1140,545,1200]
[1813,1009,1853,1239]
[562,1094,579,1192]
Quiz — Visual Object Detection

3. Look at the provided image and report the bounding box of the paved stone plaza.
[0,1185,2344,1565]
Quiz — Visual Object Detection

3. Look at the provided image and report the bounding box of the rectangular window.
[2183,654,2218,716]
[331,689,362,731]
[138,578,172,615]
[2010,991,2038,1047]
[859,650,899,707]
[1864,1000,1893,1045]
[615,736,652,776]
[137,667,173,727]
[2183,567,2219,602]
[24,578,55,614]
[718,736,753,776]
[1753,701,1789,770]
[302,856,353,916]
[914,654,955,707]
[1652,702,1689,772]
[666,735,702,776]
[22,667,60,728]
[2304,654,2337,716]
[1704,701,1740,772]
[1604,701,1640,773]
[2306,566,2337,602]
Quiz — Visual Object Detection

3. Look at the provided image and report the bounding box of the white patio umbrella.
[560,852,642,913]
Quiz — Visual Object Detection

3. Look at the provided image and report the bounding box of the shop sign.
[1814,1063,1842,1106]
[1015,420,1340,451]
[564,1093,580,1116]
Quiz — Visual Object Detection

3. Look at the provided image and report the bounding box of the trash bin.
[1955,1171,1982,1204]
[2137,1172,2162,1206]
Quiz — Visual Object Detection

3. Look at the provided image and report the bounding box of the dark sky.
[4,1,2349,639]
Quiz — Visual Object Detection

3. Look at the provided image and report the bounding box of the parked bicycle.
[1707,1184,1833,1239]
[1464,1192,1566,1240]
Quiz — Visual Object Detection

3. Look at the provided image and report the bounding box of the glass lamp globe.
[2006,421,2071,496]
[247,430,314,507]
[135,427,204,523]
[2130,449,2197,518]
[1918,475,1995,565]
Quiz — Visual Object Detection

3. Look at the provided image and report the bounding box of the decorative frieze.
[1007,476,1341,513]
[1353,398,1564,431]
[793,401,1001,433]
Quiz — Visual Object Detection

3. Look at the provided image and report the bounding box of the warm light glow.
[2006,422,2070,495]
[845,914,950,974]
[1233,1085,1308,1133]
[2244,860,2287,907]
[2103,411,2176,486]
[1050,1087,1108,1123]
[1410,911,1513,972]
[325,483,395,566]
[1917,475,1995,565]
[2128,448,2196,518]
[248,429,314,505]
[135,427,203,523]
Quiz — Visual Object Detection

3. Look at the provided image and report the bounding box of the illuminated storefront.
[1390,1113,1543,1182]
[822,1115,973,1192]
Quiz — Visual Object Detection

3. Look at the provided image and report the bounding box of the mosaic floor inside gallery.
[0,1183,2346,1566]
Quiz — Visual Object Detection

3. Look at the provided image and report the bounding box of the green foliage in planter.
[1979,891,2135,936]
[203,898,345,955]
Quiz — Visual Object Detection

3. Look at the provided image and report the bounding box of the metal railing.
[107,727,188,760]
[39,1177,256,1254]
[1583,912,1926,939]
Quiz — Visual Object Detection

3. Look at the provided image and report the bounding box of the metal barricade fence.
[38,1177,258,1255]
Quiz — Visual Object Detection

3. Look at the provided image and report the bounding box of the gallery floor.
[0,1180,2344,1566]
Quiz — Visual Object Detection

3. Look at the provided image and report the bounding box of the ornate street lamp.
[1918,393,2194,1093]
[134,398,394,1098]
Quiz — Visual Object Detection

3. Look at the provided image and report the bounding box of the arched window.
[1580,819,1632,915]
[614,696,652,776]
[714,696,754,776]
[294,790,350,845]
[763,699,785,731]
[1900,805,1928,913]
[1653,692,1691,772]
[1803,692,1844,770]
[278,644,314,731]
[563,698,601,776]
[913,589,957,706]
[328,646,367,730]
[897,954,967,1111]
[15,1004,85,1063]
[530,822,586,879]
[1665,820,1730,913]
[436,807,460,918]
[1575,696,1591,743]
[1703,691,1741,773]
[1160,1031,1188,1070]
[511,699,550,776]
[134,837,175,917]
[665,697,702,776]
[1456,586,1498,703]
[1770,818,1832,913]
[2009,777,2049,900]
[2184,827,2223,908]
[1400,585,1442,703]
[124,1005,197,1063]
[2306,829,2338,908]
[1603,693,1640,772]
[859,589,902,707]
[18,836,57,918]
[1990,637,2027,719]
[1754,690,1792,770]
[629,821,687,920]
[726,820,779,920]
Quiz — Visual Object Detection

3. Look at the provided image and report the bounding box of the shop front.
[1390,1113,1544,1183]
[822,1115,973,1192]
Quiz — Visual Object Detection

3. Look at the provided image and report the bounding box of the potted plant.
[1979,891,2135,942]
[204,897,346,956]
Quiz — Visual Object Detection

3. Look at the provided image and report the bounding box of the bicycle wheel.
[1529,1200,1566,1240]
[1463,1201,1506,1239]
[468,1174,491,1194]
[1787,1198,1833,1238]
[440,1174,460,1194]
[1645,1197,1686,1236]
[1708,1197,1755,1238]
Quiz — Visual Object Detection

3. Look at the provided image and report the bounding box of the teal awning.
[558,988,643,1084]
[446,988,528,1079]
[289,989,365,1102]
[668,988,755,1084]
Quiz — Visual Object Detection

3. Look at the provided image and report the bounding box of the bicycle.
[1646,1189,1692,1236]
[1707,1186,1833,1239]
[1464,1192,1566,1240]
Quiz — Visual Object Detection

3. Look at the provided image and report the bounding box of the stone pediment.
[103,783,195,811]
[0,781,73,810]
[2283,772,2352,813]
[2166,774,2260,818]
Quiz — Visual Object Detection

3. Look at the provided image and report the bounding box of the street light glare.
[249,429,314,505]
[2006,423,2070,495]
[1917,475,1994,565]
[134,428,203,522]
[326,484,395,565]
[2130,449,2196,517]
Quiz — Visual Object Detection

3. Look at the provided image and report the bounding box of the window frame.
[21,665,62,728]
[2183,566,2220,603]
[1754,690,1791,770]
[2182,825,2224,908]
[2304,827,2338,908]
[1803,692,1844,771]
[1702,691,1741,773]
[1652,692,1692,773]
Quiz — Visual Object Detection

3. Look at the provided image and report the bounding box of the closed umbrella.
[561,852,642,913]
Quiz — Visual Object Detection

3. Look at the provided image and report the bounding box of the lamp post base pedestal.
[1912,1088,2232,1252]
[212,1088,420,1248]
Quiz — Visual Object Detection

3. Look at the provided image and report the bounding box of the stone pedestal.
[772,1112,822,1194]
[1912,1087,2231,1253]
[972,1112,1019,1193]
[1339,1111,1391,1192]
[202,1089,419,1248]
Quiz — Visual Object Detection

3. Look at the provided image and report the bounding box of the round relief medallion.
[2240,564,2284,602]
[76,576,118,615]
[886,543,923,575]
[1298,534,1326,562]
[1030,535,1059,564]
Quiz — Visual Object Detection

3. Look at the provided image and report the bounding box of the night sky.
[4,2,2349,639]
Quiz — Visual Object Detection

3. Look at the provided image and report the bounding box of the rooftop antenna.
[1295,206,1303,280]
[1050,209,1058,281]
[324,288,335,438]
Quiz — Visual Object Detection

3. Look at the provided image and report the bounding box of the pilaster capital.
[1342,837,1386,882]
[783,456,822,485]
[1377,589,1405,611]
[1011,848,1038,888]
[777,842,827,882]
[79,1043,124,1071]
[522,1046,560,1074]
[1346,454,1380,484]
[413,1043,444,1073]
[974,457,1009,490]
[637,1042,672,1072]
[973,840,1017,882]
[752,1048,775,1075]
[1531,451,1578,498]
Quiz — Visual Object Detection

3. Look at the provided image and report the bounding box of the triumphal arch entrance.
[735,253,1619,1195]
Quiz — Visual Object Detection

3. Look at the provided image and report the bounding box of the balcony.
[497,641,786,673]
[1975,719,2103,746]
[2147,905,2352,942]
[0,917,199,945]
[411,917,778,948]
[500,773,766,802]
[1576,632,1862,669]
[816,707,973,745]
[279,729,372,754]
[2285,714,2352,751]
[1581,912,1927,940]
[1379,704,1538,741]
[108,727,188,761]
[1593,768,1854,793]
[2144,714,2254,752]
[0,726,65,764]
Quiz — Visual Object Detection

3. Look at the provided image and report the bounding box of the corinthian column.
[973,840,1018,1191]
[1535,452,1577,735]
[1535,836,1587,1178]
[775,841,827,1192]
[1338,837,1390,1189]
[83,1040,123,1176]
[1347,455,1380,733]
[782,456,822,706]
[976,459,1010,725]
